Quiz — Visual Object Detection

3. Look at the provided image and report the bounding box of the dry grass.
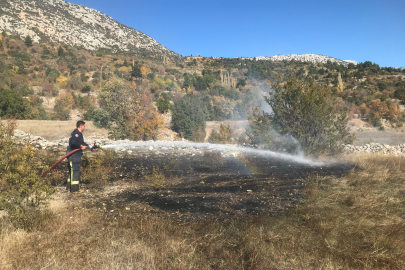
[7,120,109,141]
[1,154,405,269]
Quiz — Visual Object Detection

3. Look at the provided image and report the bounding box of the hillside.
[0,0,177,57]
[0,18,404,142]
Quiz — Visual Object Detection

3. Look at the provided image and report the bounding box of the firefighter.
[67,120,90,193]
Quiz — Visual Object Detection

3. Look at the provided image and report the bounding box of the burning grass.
[1,154,405,269]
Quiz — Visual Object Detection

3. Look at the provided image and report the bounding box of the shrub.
[209,124,233,144]
[156,97,170,113]
[0,88,25,118]
[81,150,114,189]
[99,79,163,140]
[262,75,354,155]
[145,166,166,189]
[171,93,207,140]
[0,120,54,229]
[85,105,111,128]
[52,99,70,120]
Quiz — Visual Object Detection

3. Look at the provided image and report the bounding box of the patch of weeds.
[81,150,115,189]
[146,166,166,189]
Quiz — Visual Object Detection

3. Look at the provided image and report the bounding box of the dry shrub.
[0,120,54,229]
[202,150,224,170]
[81,150,114,189]
[145,166,166,189]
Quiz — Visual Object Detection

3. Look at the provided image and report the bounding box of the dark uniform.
[66,129,89,192]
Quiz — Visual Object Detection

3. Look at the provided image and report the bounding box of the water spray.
[101,141,325,166]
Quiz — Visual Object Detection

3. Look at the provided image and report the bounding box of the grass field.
[8,120,109,141]
[1,153,405,269]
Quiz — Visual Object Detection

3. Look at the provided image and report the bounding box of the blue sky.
[69,0,405,67]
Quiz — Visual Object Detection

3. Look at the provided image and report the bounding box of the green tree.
[98,79,163,140]
[24,35,33,47]
[85,105,111,128]
[52,100,70,120]
[172,93,207,139]
[156,93,171,113]
[57,46,64,57]
[261,75,354,155]
[0,88,26,118]
[131,66,142,79]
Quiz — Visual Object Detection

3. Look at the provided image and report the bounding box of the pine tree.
[131,66,142,79]
[24,35,33,47]
[57,46,64,57]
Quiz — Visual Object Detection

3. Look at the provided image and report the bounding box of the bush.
[0,121,54,229]
[0,88,25,118]
[81,150,114,189]
[85,105,111,128]
[262,75,354,155]
[99,79,163,140]
[209,124,233,144]
[171,93,207,140]
[52,99,70,120]
[81,85,91,93]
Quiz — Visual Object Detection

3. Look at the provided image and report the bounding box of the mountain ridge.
[240,54,357,66]
[0,0,177,57]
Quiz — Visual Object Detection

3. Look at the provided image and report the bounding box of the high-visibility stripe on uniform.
[70,161,73,183]
[71,181,79,185]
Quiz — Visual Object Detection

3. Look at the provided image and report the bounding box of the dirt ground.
[11,120,109,141]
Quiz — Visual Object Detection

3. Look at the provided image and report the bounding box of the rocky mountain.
[0,0,177,56]
[242,54,358,66]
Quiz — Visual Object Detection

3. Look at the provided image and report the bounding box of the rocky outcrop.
[342,143,405,155]
[0,0,177,56]
[241,54,357,67]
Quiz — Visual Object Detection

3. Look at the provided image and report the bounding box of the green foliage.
[45,67,60,82]
[147,72,155,81]
[85,105,111,128]
[0,88,25,118]
[209,124,233,144]
[264,75,354,155]
[156,92,172,113]
[81,85,91,93]
[98,79,163,140]
[0,121,54,229]
[57,46,64,57]
[156,97,170,113]
[394,88,405,101]
[72,93,91,111]
[172,93,207,140]
[246,108,273,146]
[24,35,33,47]
[131,66,142,79]
[52,99,70,120]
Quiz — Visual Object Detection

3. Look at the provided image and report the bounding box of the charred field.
[83,151,353,221]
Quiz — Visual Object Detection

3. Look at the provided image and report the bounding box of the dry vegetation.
[1,154,405,269]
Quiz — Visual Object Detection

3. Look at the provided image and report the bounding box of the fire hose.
[39,144,102,178]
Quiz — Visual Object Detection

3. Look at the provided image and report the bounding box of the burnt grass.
[86,152,353,221]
